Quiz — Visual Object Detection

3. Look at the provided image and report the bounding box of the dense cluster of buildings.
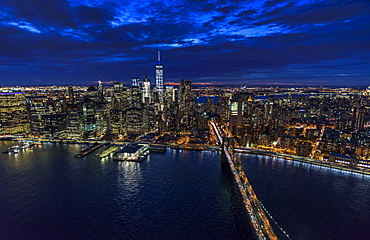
[0,53,369,166]
[226,86,370,165]
[0,52,223,142]
[0,79,227,140]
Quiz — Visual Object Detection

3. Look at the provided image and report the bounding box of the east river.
[0,141,369,240]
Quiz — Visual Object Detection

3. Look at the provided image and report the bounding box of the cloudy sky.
[0,0,369,86]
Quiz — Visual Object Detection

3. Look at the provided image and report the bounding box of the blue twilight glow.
[0,0,369,86]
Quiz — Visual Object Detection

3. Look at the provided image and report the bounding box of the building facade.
[0,92,30,135]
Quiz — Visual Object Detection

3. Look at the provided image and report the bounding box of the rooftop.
[117,144,143,154]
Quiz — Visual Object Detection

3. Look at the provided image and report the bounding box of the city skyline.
[1,0,370,86]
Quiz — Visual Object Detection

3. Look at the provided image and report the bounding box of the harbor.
[1,137,370,176]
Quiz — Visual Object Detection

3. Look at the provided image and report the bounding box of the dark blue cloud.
[0,0,369,86]
[2,0,75,28]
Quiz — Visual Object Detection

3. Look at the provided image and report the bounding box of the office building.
[352,104,366,131]
[179,79,194,131]
[142,74,151,105]
[97,80,104,103]
[132,77,140,87]
[125,108,143,134]
[0,91,30,135]
[155,51,163,91]
[229,97,244,133]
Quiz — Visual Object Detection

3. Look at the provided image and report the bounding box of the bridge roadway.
[210,120,290,240]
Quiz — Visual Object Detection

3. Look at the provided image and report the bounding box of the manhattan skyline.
[1,0,370,86]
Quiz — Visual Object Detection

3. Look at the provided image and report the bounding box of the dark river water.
[0,141,369,240]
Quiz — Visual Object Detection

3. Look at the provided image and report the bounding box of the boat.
[20,142,30,149]
[81,146,92,152]
[2,149,10,154]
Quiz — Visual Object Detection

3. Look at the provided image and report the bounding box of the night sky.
[1,0,369,87]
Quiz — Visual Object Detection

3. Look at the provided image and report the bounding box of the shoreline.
[236,147,370,176]
[2,137,370,175]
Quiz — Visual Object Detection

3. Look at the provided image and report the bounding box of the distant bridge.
[209,120,291,240]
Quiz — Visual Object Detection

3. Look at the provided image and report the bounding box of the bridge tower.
[221,137,235,163]
[221,137,227,163]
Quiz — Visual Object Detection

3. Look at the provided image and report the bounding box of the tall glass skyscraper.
[155,51,163,91]
[142,74,151,105]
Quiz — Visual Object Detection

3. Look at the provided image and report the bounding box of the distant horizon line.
[0,83,368,89]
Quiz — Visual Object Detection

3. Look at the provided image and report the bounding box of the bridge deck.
[210,120,290,240]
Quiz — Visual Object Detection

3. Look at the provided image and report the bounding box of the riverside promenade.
[236,147,370,176]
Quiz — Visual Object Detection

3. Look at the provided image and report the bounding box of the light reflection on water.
[116,161,143,200]
[0,142,368,240]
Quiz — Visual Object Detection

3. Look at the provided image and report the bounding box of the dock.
[95,145,120,158]
[74,144,104,158]
[169,145,206,151]
[148,144,167,153]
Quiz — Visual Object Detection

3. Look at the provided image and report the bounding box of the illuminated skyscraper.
[114,82,123,93]
[155,51,164,110]
[165,86,176,104]
[0,91,30,135]
[97,80,104,103]
[180,79,192,108]
[68,86,75,104]
[125,108,143,134]
[130,87,142,108]
[132,77,140,87]
[29,96,46,136]
[110,82,126,135]
[352,104,366,131]
[86,85,99,102]
[142,74,151,105]
[155,51,163,91]
[179,79,193,130]
[82,100,97,138]
[65,109,82,139]
[229,97,244,132]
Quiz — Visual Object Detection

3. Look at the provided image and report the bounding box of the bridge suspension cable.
[209,119,291,240]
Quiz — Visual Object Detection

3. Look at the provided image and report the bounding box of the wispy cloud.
[6,21,41,33]
[0,0,369,86]
[59,28,93,41]
[92,54,147,62]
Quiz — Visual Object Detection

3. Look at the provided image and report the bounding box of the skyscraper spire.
[158,51,161,64]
